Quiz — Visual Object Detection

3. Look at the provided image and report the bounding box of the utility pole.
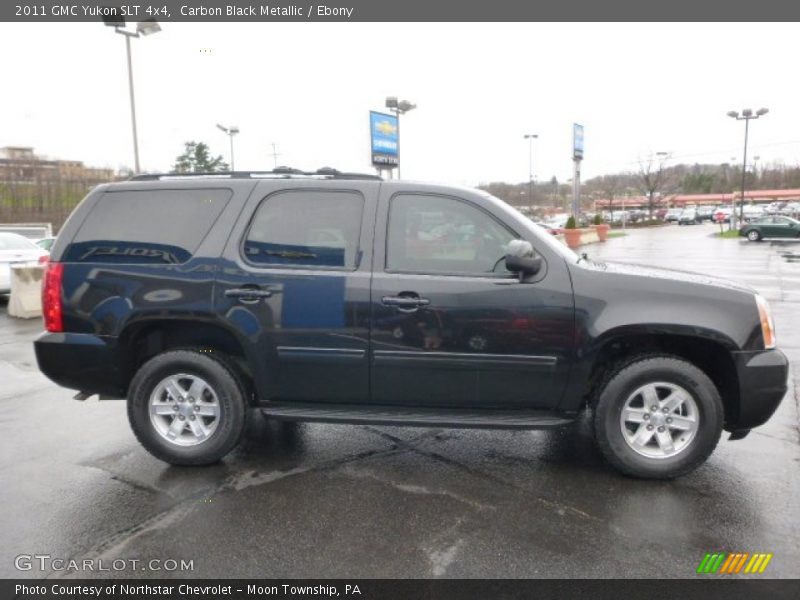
[572,124,584,220]
[727,108,769,229]
[216,124,240,171]
[104,18,161,173]
[524,134,538,208]
[269,142,280,169]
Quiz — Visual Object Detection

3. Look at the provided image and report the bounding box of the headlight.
[755,294,776,349]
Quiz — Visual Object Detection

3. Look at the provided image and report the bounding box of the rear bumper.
[731,348,789,429]
[34,332,126,398]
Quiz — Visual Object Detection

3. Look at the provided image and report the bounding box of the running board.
[260,402,574,430]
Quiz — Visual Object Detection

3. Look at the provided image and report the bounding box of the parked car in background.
[713,206,733,224]
[655,208,668,220]
[534,222,560,236]
[765,202,786,215]
[696,206,715,222]
[665,208,683,222]
[546,214,570,229]
[611,210,631,225]
[740,216,800,241]
[36,237,57,252]
[778,202,800,217]
[0,232,49,294]
[678,208,700,225]
[742,205,765,222]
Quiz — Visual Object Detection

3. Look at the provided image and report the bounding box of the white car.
[742,205,765,222]
[0,232,49,294]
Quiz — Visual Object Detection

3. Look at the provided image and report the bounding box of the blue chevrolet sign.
[370,111,399,167]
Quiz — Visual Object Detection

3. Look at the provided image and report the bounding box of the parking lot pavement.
[0,222,798,580]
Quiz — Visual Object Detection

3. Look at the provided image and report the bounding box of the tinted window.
[244,190,364,269]
[66,189,231,264]
[386,194,515,275]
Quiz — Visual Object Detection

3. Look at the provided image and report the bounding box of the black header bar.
[3,0,800,22]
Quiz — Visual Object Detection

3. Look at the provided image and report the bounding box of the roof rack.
[129,167,383,182]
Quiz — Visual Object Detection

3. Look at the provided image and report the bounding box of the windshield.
[0,233,38,251]
[478,192,580,263]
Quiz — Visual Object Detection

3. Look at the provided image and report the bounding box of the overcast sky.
[1,22,799,186]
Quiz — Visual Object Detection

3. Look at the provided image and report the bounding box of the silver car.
[0,232,49,294]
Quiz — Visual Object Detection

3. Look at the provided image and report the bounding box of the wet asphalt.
[0,222,798,580]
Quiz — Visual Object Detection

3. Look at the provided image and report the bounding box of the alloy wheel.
[149,373,220,447]
[619,382,699,459]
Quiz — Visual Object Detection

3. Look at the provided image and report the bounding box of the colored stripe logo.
[696,552,773,574]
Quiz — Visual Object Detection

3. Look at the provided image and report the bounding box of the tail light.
[42,261,64,333]
[38,254,49,265]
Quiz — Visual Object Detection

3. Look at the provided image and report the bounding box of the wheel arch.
[578,330,741,431]
[118,319,257,404]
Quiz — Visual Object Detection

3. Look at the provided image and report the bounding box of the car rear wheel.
[128,350,248,465]
[747,229,762,242]
[593,356,723,479]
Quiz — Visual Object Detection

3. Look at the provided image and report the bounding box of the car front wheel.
[747,229,762,242]
[127,350,248,465]
[593,356,723,479]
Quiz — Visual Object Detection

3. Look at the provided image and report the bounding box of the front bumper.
[34,332,126,398]
[731,348,789,429]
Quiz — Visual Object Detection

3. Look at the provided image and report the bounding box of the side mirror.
[505,239,542,279]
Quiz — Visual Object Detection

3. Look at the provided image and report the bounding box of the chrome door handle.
[381,295,430,312]
[225,287,274,303]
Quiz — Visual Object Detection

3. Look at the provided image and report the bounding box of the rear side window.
[243,190,364,269]
[64,189,231,264]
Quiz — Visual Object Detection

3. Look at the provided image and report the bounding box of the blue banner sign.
[370,111,399,167]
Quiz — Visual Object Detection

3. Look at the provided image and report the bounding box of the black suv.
[35,170,788,478]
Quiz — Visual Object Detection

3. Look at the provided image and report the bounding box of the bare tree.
[596,174,622,218]
[638,153,672,217]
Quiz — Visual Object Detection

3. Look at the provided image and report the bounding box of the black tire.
[593,356,723,479]
[746,229,762,242]
[127,350,248,465]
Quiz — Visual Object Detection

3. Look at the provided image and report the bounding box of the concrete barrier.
[580,229,600,245]
[8,264,44,319]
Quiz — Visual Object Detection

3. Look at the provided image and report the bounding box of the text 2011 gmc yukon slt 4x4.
[34,169,788,478]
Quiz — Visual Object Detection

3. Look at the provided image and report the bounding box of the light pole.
[216,124,240,171]
[385,96,416,179]
[727,108,769,229]
[104,18,161,174]
[524,134,538,207]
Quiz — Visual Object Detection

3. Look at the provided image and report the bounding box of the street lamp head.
[229,126,240,135]
[137,18,161,36]
[756,107,769,116]
[742,108,753,118]
[726,111,739,119]
[524,134,538,139]
[216,124,228,134]
[385,96,398,109]
[398,100,416,113]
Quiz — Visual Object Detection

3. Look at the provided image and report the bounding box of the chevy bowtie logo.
[696,552,773,574]
[375,120,397,135]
